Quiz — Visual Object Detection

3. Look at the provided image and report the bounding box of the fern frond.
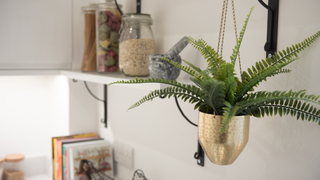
[270,31,320,67]
[108,77,204,98]
[128,86,204,110]
[230,6,254,66]
[182,59,202,73]
[190,77,202,88]
[271,69,291,76]
[188,36,225,72]
[235,57,299,102]
[236,90,320,115]
[220,102,240,133]
[202,67,219,77]
[236,31,320,102]
[217,63,237,105]
[201,78,226,114]
[254,103,320,123]
[162,57,202,80]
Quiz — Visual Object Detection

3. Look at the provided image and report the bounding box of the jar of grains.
[96,0,122,73]
[119,13,155,77]
[81,5,97,72]
[3,154,25,180]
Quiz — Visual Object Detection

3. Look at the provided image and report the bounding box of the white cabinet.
[0,0,72,70]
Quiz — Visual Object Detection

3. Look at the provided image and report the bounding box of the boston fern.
[109,7,320,133]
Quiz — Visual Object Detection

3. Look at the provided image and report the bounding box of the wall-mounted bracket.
[258,0,279,58]
[80,80,108,128]
[160,95,204,166]
[194,141,205,166]
[103,84,108,128]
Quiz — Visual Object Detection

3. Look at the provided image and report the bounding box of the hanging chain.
[217,0,226,56]
[231,0,243,81]
[217,0,243,80]
[217,0,229,66]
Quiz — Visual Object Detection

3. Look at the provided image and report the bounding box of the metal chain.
[217,0,243,81]
[218,0,229,61]
[231,0,243,81]
[217,0,226,55]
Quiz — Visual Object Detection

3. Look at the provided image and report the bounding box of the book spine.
[69,149,74,180]
[73,133,96,138]
[53,139,58,180]
[65,148,68,180]
[62,145,65,180]
[57,141,62,180]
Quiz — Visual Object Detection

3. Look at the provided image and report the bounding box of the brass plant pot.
[198,111,250,165]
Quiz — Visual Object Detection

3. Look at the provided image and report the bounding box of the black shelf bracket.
[194,141,205,166]
[160,95,204,167]
[76,80,108,128]
[258,0,279,58]
[103,84,108,128]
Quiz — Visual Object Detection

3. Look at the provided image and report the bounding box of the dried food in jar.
[81,8,96,72]
[119,39,155,76]
[97,9,121,72]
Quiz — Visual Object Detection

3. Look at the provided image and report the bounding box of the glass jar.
[119,13,155,77]
[0,157,3,180]
[81,5,97,72]
[96,1,122,73]
[4,154,25,180]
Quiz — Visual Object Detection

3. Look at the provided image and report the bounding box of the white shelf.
[0,70,60,76]
[0,70,193,91]
[61,70,193,91]
[25,174,51,180]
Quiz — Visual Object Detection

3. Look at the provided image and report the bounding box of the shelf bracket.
[194,141,205,166]
[258,0,279,58]
[160,95,204,166]
[103,84,108,128]
[80,80,108,128]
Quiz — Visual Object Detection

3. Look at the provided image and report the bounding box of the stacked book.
[52,133,114,180]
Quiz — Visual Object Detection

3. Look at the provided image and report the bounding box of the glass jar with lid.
[119,13,155,77]
[0,157,3,180]
[81,5,97,72]
[96,0,122,73]
[4,154,25,180]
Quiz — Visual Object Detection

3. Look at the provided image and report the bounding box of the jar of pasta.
[119,13,155,77]
[81,5,96,72]
[96,0,122,73]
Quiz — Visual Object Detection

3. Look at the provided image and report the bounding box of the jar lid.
[5,154,25,163]
[125,13,153,24]
[0,157,3,164]
[81,6,96,11]
[97,2,122,9]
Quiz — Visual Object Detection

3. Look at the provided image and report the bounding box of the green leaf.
[230,6,254,66]
[201,77,226,114]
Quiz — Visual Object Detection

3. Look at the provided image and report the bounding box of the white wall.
[0,76,69,157]
[93,0,320,179]
[0,0,73,69]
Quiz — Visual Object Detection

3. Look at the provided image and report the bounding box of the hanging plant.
[108,7,320,165]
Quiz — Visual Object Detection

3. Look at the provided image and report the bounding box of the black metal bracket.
[258,0,279,58]
[103,84,108,128]
[194,141,205,166]
[160,95,204,166]
[75,80,108,128]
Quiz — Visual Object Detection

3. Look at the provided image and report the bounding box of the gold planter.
[198,112,250,165]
